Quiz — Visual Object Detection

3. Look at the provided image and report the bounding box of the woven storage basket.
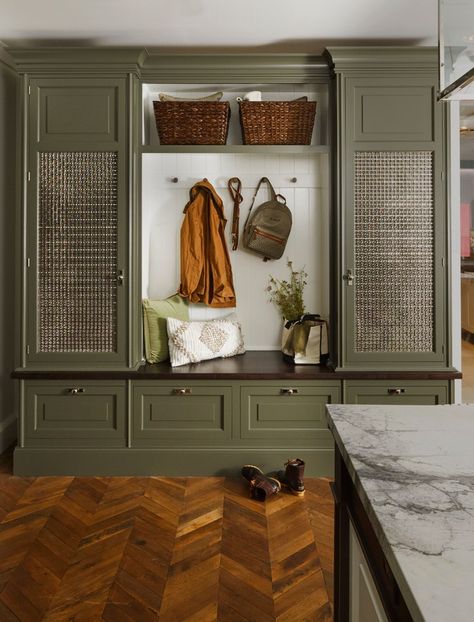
[153,101,230,145]
[239,100,317,145]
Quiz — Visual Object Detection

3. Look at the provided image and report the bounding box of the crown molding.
[0,45,16,71]
[141,53,331,83]
[5,48,331,82]
[7,47,148,74]
[2,46,436,80]
[325,46,438,75]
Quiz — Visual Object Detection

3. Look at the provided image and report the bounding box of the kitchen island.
[326,404,474,622]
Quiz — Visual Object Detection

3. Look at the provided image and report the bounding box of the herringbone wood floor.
[0,450,334,621]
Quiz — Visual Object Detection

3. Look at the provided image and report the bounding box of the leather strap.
[227,177,243,251]
[243,177,285,230]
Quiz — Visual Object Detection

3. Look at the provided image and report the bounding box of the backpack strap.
[243,177,284,230]
[227,177,243,251]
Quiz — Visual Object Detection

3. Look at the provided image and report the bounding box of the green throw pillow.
[143,295,189,363]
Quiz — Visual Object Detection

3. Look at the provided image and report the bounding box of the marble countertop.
[326,404,474,622]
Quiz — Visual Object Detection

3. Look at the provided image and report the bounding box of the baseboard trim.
[0,414,17,454]
[13,447,334,477]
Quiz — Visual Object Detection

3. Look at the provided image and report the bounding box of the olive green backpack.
[242,177,292,261]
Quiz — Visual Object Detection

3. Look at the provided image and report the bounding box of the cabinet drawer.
[24,381,126,447]
[343,380,449,405]
[132,383,232,447]
[240,383,341,447]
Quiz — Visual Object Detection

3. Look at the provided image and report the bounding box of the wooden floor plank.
[305,479,335,607]
[105,477,187,621]
[159,477,224,622]
[217,478,275,622]
[267,489,332,622]
[44,478,141,620]
[0,460,334,621]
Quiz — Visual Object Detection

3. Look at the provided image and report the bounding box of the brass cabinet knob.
[280,388,298,395]
[68,388,84,395]
[387,388,405,395]
[173,388,192,395]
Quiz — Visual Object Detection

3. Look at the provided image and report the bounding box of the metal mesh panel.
[354,151,434,353]
[38,152,118,353]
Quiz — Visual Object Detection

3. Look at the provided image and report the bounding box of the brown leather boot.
[241,465,281,501]
[277,458,305,496]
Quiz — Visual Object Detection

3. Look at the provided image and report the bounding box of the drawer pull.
[68,388,84,395]
[280,388,298,395]
[173,388,192,395]
[388,388,405,395]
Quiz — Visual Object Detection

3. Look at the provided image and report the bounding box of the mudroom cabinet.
[24,77,131,368]
[328,48,448,370]
[9,48,460,476]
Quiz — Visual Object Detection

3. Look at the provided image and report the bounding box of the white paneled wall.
[142,153,329,350]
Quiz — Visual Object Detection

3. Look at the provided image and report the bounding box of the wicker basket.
[153,101,230,145]
[239,100,317,145]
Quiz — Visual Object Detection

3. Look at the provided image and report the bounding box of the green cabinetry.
[14,371,456,475]
[132,382,233,447]
[15,63,140,369]
[240,382,340,448]
[343,380,450,405]
[30,78,123,145]
[26,77,128,367]
[328,48,449,370]
[9,48,459,477]
[22,380,126,447]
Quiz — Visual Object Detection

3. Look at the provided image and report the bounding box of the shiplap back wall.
[142,153,329,349]
[141,82,329,350]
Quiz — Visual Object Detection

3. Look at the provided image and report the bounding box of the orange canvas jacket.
[179,179,236,308]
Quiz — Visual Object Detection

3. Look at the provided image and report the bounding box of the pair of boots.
[241,458,305,501]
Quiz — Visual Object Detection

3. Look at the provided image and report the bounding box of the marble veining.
[326,404,474,622]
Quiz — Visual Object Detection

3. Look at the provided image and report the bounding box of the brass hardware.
[387,388,405,395]
[68,388,84,395]
[117,270,124,285]
[280,388,298,395]
[343,269,354,285]
[173,388,192,395]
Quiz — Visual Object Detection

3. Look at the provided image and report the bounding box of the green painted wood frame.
[327,48,451,371]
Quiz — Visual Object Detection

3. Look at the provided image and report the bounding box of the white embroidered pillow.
[167,315,245,367]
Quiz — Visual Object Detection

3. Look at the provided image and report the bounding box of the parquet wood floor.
[0,450,334,621]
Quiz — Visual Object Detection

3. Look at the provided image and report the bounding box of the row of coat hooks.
[169,176,299,183]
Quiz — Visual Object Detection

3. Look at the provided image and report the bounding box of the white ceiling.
[0,0,438,51]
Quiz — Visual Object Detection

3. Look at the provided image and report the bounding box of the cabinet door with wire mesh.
[25,79,128,367]
[340,75,446,369]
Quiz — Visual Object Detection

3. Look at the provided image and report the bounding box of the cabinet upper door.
[25,78,128,367]
[340,76,446,369]
[33,81,121,145]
